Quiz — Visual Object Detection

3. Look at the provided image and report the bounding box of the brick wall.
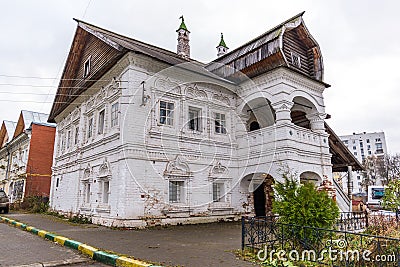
[25,124,56,197]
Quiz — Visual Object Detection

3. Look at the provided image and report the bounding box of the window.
[188,107,201,131]
[213,182,224,202]
[61,134,65,151]
[169,181,184,203]
[66,130,71,149]
[215,112,226,134]
[56,178,59,188]
[343,140,348,144]
[354,152,357,156]
[83,57,91,78]
[353,146,356,150]
[375,138,381,142]
[357,176,361,180]
[84,183,91,203]
[88,117,93,138]
[74,127,79,145]
[98,110,105,134]
[368,151,372,155]
[290,52,301,68]
[359,142,363,147]
[111,102,119,127]
[102,181,110,204]
[159,101,174,126]
[376,143,383,154]
[367,145,371,150]
[366,139,370,143]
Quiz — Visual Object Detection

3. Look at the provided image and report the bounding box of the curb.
[0,216,163,267]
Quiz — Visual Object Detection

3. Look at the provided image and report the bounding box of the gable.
[0,123,6,147]
[48,26,126,123]
[13,112,25,138]
[282,24,323,81]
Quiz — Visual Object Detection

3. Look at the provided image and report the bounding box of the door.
[253,182,266,217]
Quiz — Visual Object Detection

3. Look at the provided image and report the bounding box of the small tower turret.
[176,16,190,59]
[216,33,229,57]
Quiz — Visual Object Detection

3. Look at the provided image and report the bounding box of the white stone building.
[48,13,361,227]
[339,131,388,193]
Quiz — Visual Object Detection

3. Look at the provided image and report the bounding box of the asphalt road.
[0,222,106,267]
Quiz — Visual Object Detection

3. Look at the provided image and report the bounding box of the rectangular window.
[353,146,356,150]
[169,181,184,203]
[159,101,174,126]
[343,140,348,144]
[188,107,201,131]
[290,52,301,68]
[368,151,372,155]
[74,127,79,145]
[66,130,71,149]
[84,57,91,78]
[354,152,357,156]
[111,102,119,127]
[98,110,105,134]
[61,134,65,151]
[215,113,226,134]
[103,181,110,204]
[88,117,93,138]
[213,182,224,202]
[85,183,91,203]
[366,139,370,143]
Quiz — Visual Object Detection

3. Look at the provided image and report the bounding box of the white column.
[271,100,294,125]
[306,112,326,133]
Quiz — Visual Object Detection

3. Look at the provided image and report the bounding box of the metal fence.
[242,215,400,266]
[336,211,368,232]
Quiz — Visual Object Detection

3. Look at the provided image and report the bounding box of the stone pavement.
[4,212,255,267]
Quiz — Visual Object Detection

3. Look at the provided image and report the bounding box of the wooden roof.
[205,12,327,85]
[326,123,364,172]
[48,19,194,123]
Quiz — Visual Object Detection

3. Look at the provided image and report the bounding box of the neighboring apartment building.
[48,13,361,227]
[0,111,56,202]
[339,132,387,193]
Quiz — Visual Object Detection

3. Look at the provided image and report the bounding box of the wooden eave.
[326,123,364,172]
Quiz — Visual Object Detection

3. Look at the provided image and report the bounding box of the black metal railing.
[242,216,400,266]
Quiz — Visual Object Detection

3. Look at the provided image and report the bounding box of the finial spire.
[177,15,189,32]
[218,33,228,49]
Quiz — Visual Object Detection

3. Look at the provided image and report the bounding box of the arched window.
[249,121,260,131]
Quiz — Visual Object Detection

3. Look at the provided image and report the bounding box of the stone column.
[306,112,326,133]
[271,100,294,125]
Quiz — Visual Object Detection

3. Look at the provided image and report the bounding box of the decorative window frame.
[163,155,192,206]
[96,159,111,212]
[208,161,232,205]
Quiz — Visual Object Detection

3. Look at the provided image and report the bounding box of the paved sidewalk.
[4,212,254,267]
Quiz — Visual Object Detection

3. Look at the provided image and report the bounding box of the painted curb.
[0,216,163,267]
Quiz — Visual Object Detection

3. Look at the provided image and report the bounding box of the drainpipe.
[347,165,353,212]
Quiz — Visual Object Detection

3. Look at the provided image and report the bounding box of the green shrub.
[21,196,49,213]
[272,174,339,229]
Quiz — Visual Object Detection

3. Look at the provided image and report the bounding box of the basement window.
[83,57,91,78]
[290,52,301,68]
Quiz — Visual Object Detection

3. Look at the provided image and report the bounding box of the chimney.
[176,16,190,59]
[216,33,229,57]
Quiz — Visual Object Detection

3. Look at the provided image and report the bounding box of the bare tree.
[376,154,400,185]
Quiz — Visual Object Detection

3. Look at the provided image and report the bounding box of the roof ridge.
[73,18,192,61]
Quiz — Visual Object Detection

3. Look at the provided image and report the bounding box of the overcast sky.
[1,0,399,153]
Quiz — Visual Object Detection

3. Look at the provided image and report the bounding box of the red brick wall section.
[25,124,56,198]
